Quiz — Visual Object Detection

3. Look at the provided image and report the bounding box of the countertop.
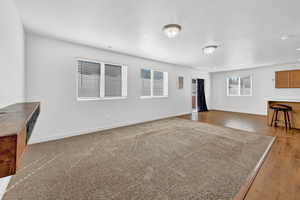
[268,98,300,103]
[0,102,40,137]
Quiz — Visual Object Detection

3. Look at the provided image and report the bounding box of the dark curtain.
[197,79,208,112]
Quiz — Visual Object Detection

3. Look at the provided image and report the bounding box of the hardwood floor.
[179,110,300,200]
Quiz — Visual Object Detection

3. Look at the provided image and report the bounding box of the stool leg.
[284,111,288,130]
[271,110,276,127]
[287,111,292,129]
[275,110,279,127]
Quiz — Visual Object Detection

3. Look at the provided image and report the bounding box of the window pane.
[153,71,164,96]
[141,69,151,96]
[228,77,239,96]
[240,76,251,96]
[78,60,100,98]
[105,64,122,97]
[178,76,184,89]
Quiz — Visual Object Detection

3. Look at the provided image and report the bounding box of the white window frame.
[76,58,127,101]
[227,76,252,97]
[140,69,168,99]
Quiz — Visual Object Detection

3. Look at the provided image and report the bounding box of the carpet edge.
[233,136,276,200]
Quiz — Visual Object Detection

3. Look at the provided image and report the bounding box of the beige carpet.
[4,118,274,200]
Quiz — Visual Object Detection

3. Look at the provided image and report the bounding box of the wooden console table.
[0,102,40,178]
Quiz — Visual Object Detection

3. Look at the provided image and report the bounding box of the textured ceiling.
[14,0,300,71]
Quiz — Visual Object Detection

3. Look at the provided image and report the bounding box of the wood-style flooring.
[179,110,300,200]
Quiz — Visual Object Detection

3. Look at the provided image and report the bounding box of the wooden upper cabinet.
[275,71,290,88]
[290,70,300,88]
[275,70,300,88]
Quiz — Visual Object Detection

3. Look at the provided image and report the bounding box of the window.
[141,69,151,96]
[77,59,127,100]
[227,77,240,96]
[77,60,101,99]
[240,76,252,96]
[105,64,122,97]
[153,71,164,96]
[141,69,168,98]
[227,76,252,96]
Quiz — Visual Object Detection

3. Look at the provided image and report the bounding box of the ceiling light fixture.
[297,48,300,51]
[281,35,289,40]
[163,24,182,38]
[203,45,218,55]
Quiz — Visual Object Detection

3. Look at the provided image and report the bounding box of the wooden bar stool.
[270,104,292,129]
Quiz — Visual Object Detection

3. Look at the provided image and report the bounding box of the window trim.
[140,68,168,99]
[227,75,252,97]
[76,58,128,101]
[140,96,168,99]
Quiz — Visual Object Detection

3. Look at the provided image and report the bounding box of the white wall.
[26,33,210,144]
[211,64,300,115]
[0,0,25,199]
[0,0,25,107]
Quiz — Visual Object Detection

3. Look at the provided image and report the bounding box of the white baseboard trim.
[28,112,191,145]
[0,176,11,200]
[210,108,267,116]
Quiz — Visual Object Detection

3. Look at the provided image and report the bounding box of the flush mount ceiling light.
[297,48,300,51]
[281,35,289,40]
[281,34,298,41]
[203,45,219,55]
[163,24,182,38]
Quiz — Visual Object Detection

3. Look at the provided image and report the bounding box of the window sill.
[77,98,101,101]
[227,95,252,97]
[101,97,127,100]
[77,97,127,101]
[140,96,168,99]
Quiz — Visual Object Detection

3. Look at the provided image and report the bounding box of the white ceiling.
[14,0,300,71]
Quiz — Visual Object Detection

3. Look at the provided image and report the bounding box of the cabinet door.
[275,71,290,88]
[290,70,300,88]
[0,135,17,178]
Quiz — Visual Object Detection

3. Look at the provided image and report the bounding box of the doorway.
[192,79,208,112]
